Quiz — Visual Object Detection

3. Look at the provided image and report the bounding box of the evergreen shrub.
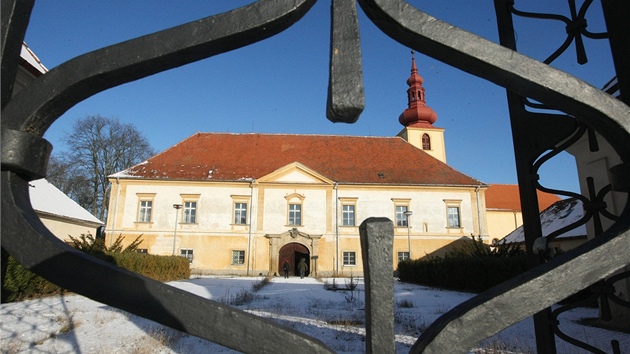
[112,252,190,282]
[397,237,527,293]
[2,257,63,303]
[2,233,190,302]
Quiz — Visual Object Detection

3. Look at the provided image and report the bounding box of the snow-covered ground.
[1,276,627,353]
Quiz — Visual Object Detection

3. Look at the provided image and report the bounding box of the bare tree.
[46,155,93,208]
[50,115,155,221]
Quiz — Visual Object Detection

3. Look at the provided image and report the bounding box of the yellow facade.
[486,210,523,243]
[106,163,488,276]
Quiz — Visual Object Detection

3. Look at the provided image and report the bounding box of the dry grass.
[2,340,24,354]
[128,327,181,354]
[473,338,535,354]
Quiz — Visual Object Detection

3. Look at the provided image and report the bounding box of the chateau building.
[105,54,488,276]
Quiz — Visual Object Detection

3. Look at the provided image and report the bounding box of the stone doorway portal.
[278,243,309,277]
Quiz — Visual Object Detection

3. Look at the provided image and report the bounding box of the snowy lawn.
[1,276,627,353]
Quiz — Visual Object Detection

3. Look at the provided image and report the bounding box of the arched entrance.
[278,243,310,277]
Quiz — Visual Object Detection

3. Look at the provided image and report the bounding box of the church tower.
[397,51,446,163]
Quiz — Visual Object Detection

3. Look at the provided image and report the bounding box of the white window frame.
[179,194,200,225]
[288,203,302,225]
[232,250,245,265]
[392,198,411,227]
[396,205,409,227]
[338,197,358,227]
[285,193,305,227]
[444,199,462,229]
[342,251,356,266]
[138,200,152,222]
[231,195,251,226]
[342,204,355,226]
[183,201,197,224]
[448,206,461,228]
[398,251,410,263]
[180,249,193,263]
[136,193,156,223]
[234,202,248,225]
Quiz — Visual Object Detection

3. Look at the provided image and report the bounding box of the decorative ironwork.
[491,0,629,353]
[2,0,629,353]
[2,1,337,353]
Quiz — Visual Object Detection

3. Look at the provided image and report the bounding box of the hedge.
[397,237,530,293]
[2,252,190,303]
[397,255,528,293]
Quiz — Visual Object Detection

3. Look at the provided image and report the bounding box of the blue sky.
[23,1,615,194]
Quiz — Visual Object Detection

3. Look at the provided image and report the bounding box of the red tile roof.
[485,184,561,211]
[114,133,483,186]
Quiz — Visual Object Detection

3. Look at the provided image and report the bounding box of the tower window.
[422,133,431,150]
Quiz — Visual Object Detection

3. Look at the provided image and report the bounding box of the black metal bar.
[356,0,630,352]
[601,0,630,105]
[0,0,34,109]
[2,0,317,136]
[2,169,335,354]
[327,0,365,123]
[359,217,395,354]
[2,0,630,352]
[410,223,630,353]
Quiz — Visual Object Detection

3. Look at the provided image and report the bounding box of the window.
[231,195,251,226]
[343,251,356,266]
[422,133,431,150]
[396,205,409,227]
[285,193,305,226]
[183,201,197,223]
[180,249,193,263]
[234,202,248,224]
[232,250,245,265]
[398,252,410,262]
[138,200,152,222]
[448,206,461,228]
[342,205,355,226]
[288,203,302,226]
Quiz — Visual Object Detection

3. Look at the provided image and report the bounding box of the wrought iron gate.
[2,0,628,353]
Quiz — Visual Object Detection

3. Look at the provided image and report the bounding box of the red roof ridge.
[112,133,485,186]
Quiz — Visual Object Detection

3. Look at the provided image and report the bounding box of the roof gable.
[258,162,333,184]
[29,179,103,225]
[113,133,483,186]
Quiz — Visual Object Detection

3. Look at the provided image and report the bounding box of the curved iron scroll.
[2,0,629,353]
[355,0,630,353]
[2,1,337,353]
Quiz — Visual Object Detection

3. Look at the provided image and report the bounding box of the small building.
[105,54,489,276]
[29,179,104,243]
[498,198,587,252]
[485,184,561,243]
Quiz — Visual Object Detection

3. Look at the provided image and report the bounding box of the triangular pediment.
[257,162,333,184]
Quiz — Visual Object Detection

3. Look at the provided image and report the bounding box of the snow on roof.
[500,198,587,243]
[29,179,103,225]
[20,42,48,75]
